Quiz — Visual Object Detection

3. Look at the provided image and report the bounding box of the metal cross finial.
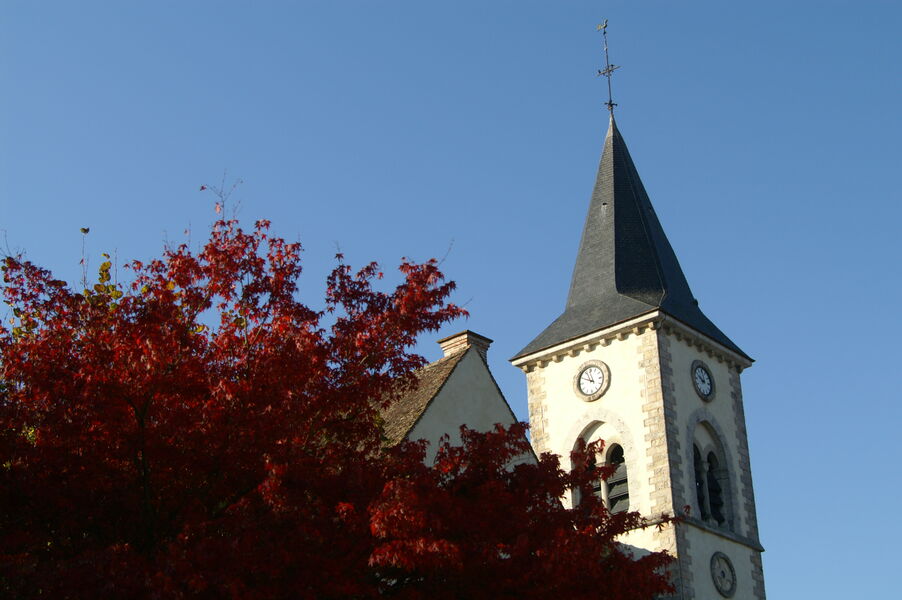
[596,20,620,113]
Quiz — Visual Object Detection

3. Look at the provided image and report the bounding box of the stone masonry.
[730,367,766,600]
[639,328,693,597]
[526,368,549,456]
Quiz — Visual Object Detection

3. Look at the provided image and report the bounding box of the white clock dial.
[694,365,713,398]
[692,360,714,402]
[578,366,604,396]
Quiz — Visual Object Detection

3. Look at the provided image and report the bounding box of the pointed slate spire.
[514,116,747,359]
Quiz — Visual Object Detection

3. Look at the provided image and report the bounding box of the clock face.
[710,552,736,597]
[572,361,611,402]
[578,366,604,396]
[693,363,714,400]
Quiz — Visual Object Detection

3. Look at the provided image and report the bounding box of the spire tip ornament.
[596,20,620,114]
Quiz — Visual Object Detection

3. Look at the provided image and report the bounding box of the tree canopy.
[1,218,673,598]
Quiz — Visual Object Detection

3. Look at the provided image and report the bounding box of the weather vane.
[596,20,620,113]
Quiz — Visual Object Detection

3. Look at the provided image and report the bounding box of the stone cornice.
[625,514,764,553]
[660,315,753,371]
[511,312,664,372]
[511,311,752,373]
[681,516,765,552]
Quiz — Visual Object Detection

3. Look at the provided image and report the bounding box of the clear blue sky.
[2,2,900,597]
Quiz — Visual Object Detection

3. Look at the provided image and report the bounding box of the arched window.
[693,445,710,520]
[605,444,629,514]
[691,429,733,531]
[707,452,727,527]
[587,453,604,500]
[580,443,629,513]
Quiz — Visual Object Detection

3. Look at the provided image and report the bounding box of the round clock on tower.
[578,365,604,396]
[511,113,766,599]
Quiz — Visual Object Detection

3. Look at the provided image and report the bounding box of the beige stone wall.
[681,524,762,599]
[518,323,658,514]
[730,367,762,544]
[660,327,764,598]
[641,329,685,517]
[514,313,765,599]
[664,329,754,540]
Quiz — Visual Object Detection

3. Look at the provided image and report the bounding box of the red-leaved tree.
[0,218,673,598]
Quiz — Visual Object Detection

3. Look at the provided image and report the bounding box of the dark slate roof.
[380,349,468,446]
[514,116,748,360]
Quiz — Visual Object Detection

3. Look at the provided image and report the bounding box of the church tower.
[510,115,766,599]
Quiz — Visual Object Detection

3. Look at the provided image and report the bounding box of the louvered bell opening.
[707,454,726,525]
[694,445,710,520]
[710,504,726,526]
[609,495,630,514]
[695,477,708,519]
[608,463,628,485]
[607,463,629,513]
[707,474,725,525]
[591,479,603,498]
[587,455,604,499]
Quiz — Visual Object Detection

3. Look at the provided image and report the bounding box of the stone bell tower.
[510,115,766,599]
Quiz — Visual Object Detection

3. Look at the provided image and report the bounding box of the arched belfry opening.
[581,441,630,514]
[693,445,708,519]
[605,443,629,514]
[692,422,734,531]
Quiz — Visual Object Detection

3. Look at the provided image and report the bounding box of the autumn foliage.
[0,218,672,598]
